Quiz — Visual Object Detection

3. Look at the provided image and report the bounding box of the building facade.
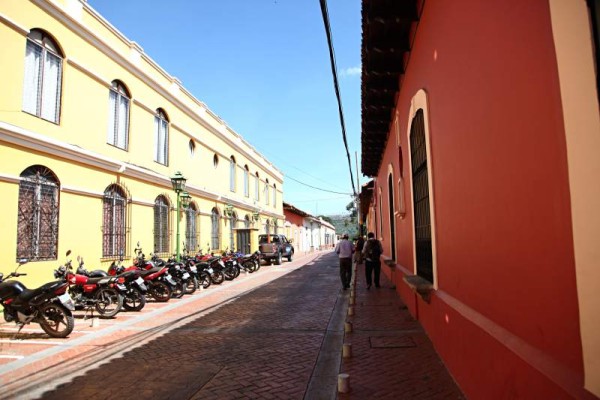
[0,0,284,287]
[283,202,337,253]
[361,0,600,399]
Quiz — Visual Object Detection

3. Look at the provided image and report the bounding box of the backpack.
[367,240,382,260]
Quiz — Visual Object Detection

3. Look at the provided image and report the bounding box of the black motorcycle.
[0,259,75,338]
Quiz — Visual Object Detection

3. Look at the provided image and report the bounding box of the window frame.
[102,184,127,258]
[16,165,60,261]
[154,109,169,166]
[22,29,63,124]
[107,80,130,151]
[153,195,170,255]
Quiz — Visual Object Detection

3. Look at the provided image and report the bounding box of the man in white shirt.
[334,233,354,290]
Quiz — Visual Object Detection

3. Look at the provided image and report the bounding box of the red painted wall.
[373,0,584,397]
[284,210,304,227]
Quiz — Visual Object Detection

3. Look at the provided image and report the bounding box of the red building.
[360,0,600,398]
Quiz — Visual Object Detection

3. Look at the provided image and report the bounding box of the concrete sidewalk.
[338,260,464,399]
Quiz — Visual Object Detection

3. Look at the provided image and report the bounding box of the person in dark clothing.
[362,232,383,289]
[354,236,365,265]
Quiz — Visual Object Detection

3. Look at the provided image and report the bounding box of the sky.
[87,0,365,217]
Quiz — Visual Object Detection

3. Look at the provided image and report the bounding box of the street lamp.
[170,171,187,261]
[224,203,234,217]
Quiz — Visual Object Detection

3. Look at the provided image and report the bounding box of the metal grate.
[154,195,170,254]
[16,166,59,261]
[410,110,433,284]
[185,204,198,253]
[211,209,220,250]
[102,184,127,257]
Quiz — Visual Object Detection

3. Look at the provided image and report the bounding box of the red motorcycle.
[54,251,123,318]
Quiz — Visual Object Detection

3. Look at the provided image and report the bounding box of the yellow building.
[0,0,284,287]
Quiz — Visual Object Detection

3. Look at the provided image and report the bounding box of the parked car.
[258,234,294,265]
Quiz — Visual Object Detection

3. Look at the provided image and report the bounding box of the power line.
[319,0,357,196]
[284,174,353,195]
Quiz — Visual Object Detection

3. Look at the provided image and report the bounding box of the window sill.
[403,274,434,303]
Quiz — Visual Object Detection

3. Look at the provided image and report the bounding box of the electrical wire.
[285,174,353,195]
[319,0,357,196]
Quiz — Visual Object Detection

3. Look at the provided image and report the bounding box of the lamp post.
[170,171,187,261]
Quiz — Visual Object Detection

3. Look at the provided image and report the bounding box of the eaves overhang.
[361,0,422,177]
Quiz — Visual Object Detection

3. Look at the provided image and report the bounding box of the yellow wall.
[0,0,284,288]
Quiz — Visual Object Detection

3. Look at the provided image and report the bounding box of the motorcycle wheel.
[123,287,146,312]
[224,267,236,281]
[149,281,171,302]
[211,270,225,285]
[171,279,185,298]
[38,302,74,338]
[254,261,261,272]
[200,272,211,289]
[95,288,123,318]
[184,277,198,295]
[233,266,241,278]
[243,261,255,273]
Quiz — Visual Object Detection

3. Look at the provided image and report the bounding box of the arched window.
[229,212,238,251]
[107,80,130,150]
[185,202,198,253]
[244,214,250,228]
[22,29,63,123]
[265,178,270,205]
[154,109,169,165]
[213,154,219,168]
[211,208,220,251]
[273,183,277,207]
[243,165,249,197]
[410,109,434,283]
[387,172,396,261]
[102,184,127,257]
[189,140,196,157]
[230,156,237,192]
[255,172,260,201]
[265,219,270,235]
[154,195,170,254]
[16,165,59,261]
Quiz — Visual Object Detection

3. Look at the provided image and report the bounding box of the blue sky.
[88,0,364,216]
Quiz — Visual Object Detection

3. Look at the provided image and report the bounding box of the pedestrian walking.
[354,235,365,265]
[334,233,354,290]
[362,232,383,289]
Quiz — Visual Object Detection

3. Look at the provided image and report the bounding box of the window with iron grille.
[107,81,130,150]
[102,184,127,257]
[211,208,220,250]
[16,165,59,261]
[154,109,169,165]
[410,110,434,284]
[154,195,170,254]
[185,203,197,253]
[229,213,237,250]
[22,29,63,124]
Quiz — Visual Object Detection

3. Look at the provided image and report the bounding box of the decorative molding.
[66,57,111,88]
[61,185,103,198]
[29,0,283,183]
[0,173,20,184]
[0,12,29,36]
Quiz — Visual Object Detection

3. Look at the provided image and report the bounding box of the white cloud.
[340,66,361,77]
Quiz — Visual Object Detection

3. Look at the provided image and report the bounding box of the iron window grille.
[154,195,170,254]
[22,30,63,124]
[102,184,127,257]
[211,209,220,250]
[410,110,434,284]
[185,203,198,253]
[16,165,59,261]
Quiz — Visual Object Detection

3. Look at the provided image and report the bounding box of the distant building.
[361,0,600,398]
[283,202,337,253]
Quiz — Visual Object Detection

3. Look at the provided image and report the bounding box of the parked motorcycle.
[0,259,75,338]
[130,246,173,302]
[54,251,123,318]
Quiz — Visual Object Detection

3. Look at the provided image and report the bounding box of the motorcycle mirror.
[66,250,71,257]
[77,255,81,262]
[18,258,28,266]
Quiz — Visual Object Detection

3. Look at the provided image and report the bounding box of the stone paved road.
[39,253,342,400]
